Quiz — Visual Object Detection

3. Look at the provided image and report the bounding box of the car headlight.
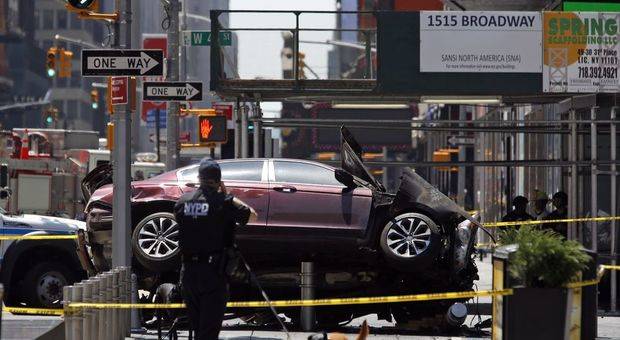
[457,225,471,244]
[453,220,473,271]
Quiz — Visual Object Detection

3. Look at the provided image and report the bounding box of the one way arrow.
[143,82,203,101]
[87,52,160,75]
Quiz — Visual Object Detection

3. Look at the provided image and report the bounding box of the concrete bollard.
[63,285,73,340]
[71,283,84,340]
[112,269,120,340]
[123,267,131,336]
[81,280,93,340]
[105,273,113,340]
[116,268,124,337]
[97,274,106,340]
[123,267,130,336]
[130,273,141,332]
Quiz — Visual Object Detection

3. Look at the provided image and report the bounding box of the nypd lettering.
[184,202,210,217]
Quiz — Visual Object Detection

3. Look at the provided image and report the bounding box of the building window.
[70,13,81,30]
[42,10,54,30]
[41,39,54,52]
[57,10,68,30]
[67,100,79,120]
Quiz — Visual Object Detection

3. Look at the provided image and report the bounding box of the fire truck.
[0,128,164,218]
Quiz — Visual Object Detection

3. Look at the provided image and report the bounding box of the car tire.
[23,261,74,308]
[132,212,181,273]
[380,212,441,270]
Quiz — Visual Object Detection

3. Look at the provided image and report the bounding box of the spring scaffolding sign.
[543,12,620,93]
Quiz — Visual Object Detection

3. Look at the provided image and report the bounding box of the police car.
[0,207,86,308]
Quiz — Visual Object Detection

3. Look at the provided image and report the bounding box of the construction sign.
[197,115,227,144]
[543,12,619,93]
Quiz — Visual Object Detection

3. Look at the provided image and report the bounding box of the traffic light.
[198,115,227,144]
[42,107,59,127]
[90,89,99,109]
[58,49,73,78]
[46,47,58,78]
[66,0,99,10]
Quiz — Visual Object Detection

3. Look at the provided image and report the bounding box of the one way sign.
[81,49,164,76]
[143,82,203,101]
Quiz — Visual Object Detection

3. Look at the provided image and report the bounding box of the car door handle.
[273,186,297,193]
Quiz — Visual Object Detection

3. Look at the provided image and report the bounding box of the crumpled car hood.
[393,168,471,221]
[86,182,185,210]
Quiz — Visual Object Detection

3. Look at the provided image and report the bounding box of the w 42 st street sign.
[81,49,164,76]
[182,31,232,46]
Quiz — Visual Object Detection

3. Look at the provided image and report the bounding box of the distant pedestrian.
[530,190,550,220]
[501,196,534,231]
[543,191,568,238]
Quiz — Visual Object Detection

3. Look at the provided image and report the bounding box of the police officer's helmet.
[198,158,221,183]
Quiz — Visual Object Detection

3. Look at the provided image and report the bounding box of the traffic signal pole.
[166,0,181,170]
[111,0,132,268]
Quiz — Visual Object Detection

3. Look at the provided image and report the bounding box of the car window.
[177,161,262,182]
[274,161,343,186]
[220,161,262,181]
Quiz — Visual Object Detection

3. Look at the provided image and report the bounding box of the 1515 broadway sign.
[543,12,619,93]
[420,11,542,73]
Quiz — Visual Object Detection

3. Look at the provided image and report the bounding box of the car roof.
[182,158,335,170]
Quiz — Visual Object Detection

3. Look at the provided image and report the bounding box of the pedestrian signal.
[198,115,227,144]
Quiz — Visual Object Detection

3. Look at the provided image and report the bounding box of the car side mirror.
[335,169,355,188]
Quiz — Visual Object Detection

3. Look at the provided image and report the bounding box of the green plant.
[500,227,591,288]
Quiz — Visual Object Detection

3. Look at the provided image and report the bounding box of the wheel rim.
[137,216,180,259]
[37,271,66,307]
[386,214,432,258]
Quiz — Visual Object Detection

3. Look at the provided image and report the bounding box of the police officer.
[174,158,256,339]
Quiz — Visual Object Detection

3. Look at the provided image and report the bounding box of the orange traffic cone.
[19,129,29,159]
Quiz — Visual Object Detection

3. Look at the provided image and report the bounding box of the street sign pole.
[166,0,180,171]
[112,0,132,268]
[156,108,161,162]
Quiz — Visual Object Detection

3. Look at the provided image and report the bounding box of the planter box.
[503,287,568,340]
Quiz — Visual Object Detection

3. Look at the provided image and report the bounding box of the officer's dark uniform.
[173,159,251,340]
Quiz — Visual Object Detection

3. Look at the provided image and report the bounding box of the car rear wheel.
[380,212,441,270]
[132,212,181,273]
[23,261,73,308]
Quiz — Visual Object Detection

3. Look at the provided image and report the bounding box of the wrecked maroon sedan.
[77,127,478,325]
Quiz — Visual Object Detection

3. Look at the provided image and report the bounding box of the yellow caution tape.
[601,265,620,271]
[67,289,514,310]
[565,278,600,289]
[484,216,620,228]
[0,234,77,241]
[3,306,64,316]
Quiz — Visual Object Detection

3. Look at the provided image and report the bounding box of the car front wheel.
[132,212,181,273]
[380,212,441,270]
